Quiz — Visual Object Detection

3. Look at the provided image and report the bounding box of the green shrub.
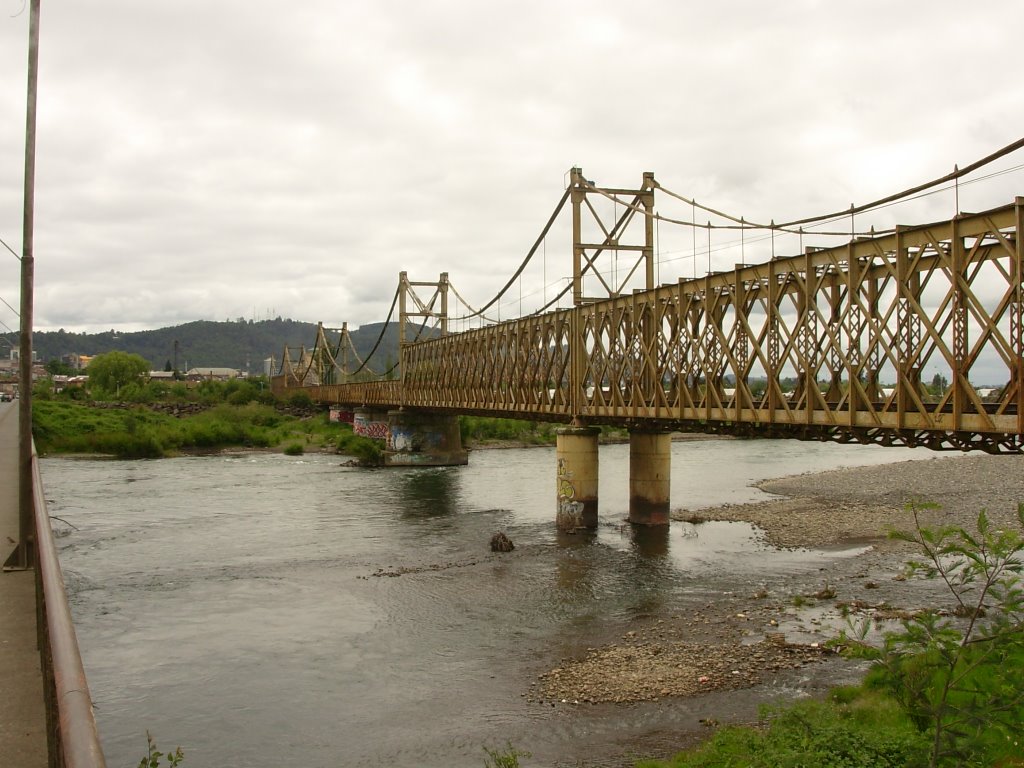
[847,503,1024,767]
[287,391,314,408]
[483,742,531,768]
[283,443,304,456]
[336,433,383,466]
[138,731,183,768]
[637,691,927,768]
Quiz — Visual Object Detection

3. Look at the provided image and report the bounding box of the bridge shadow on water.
[552,524,675,621]
[395,467,460,520]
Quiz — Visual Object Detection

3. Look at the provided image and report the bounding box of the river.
[45,438,925,767]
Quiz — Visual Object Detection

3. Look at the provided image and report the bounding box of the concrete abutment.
[352,407,468,466]
[384,409,468,467]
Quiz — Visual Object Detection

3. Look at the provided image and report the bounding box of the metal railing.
[32,447,107,768]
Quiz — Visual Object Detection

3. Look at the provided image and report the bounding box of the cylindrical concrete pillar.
[555,425,600,531]
[629,431,671,526]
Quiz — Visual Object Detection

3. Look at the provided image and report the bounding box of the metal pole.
[9,0,41,570]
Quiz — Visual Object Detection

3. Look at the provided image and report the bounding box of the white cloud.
[0,0,1022,334]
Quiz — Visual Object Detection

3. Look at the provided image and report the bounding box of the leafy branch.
[844,502,1024,767]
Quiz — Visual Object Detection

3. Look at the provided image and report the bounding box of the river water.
[45,439,925,767]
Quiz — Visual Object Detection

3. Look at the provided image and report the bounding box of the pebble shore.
[538,450,1024,708]
[703,451,1024,549]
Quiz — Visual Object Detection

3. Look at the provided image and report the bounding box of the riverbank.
[537,450,1024,767]
[694,451,1024,549]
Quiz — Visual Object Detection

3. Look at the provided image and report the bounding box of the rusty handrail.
[32,448,107,768]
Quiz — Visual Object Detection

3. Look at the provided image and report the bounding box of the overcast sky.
[1,1,1022,335]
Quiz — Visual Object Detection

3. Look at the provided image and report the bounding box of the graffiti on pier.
[556,457,585,530]
[353,413,389,440]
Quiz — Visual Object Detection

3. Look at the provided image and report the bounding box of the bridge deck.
[0,403,47,767]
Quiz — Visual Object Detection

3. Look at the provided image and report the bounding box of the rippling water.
[45,439,926,767]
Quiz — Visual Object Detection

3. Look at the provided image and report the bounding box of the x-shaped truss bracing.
[393,199,1024,453]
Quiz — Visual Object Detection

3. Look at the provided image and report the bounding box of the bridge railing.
[396,200,1023,451]
[303,380,402,408]
[33,447,107,768]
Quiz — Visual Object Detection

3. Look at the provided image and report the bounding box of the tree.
[45,359,76,377]
[929,372,949,395]
[86,351,150,397]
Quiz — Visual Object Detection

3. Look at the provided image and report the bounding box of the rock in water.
[490,531,514,552]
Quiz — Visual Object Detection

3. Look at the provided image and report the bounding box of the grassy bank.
[32,400,378,459]
[31,400,618,459]
[459,415,628,447]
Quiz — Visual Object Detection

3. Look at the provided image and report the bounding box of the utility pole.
[6,0,41,569]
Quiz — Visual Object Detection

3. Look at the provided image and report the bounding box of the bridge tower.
[558,168,671,528]
[386,271,467,467]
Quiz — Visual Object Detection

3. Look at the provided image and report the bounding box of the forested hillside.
[2,318,415,374]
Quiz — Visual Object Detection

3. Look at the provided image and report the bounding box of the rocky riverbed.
[534,450,1024,766]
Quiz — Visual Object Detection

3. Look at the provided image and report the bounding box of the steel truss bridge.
[274,168,1024,454]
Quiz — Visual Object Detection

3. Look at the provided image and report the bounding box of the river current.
[46,439,927,767]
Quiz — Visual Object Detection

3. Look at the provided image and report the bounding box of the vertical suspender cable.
[953,164,960,215]
[655,214,660,284]
[707,221,711,275]
[612,195,618,292]
[691,201,697,278]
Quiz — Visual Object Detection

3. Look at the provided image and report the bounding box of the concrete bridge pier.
[385,409,468,467]
[628,430,671,526]
[555,424,600,531]
[352,407,391,441]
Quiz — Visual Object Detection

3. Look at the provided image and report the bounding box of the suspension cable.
[347,285,400,376]
[777,134,1024,228]
[457,187,571,320]
[0,235,21,262]
[576,134,1024,241]
[448,281,500,324]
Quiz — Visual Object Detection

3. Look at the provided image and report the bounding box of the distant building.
[52,375,88,393]
[62,353,93,370]
[7,349,38,363]
[185,367,243,381]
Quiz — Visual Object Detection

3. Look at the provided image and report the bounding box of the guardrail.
[32,448,107,768]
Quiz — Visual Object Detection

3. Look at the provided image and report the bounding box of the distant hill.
[1,319,425,375]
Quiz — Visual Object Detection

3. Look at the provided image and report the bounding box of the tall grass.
[35,401,288,458]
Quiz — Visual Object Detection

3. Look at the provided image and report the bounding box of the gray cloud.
[1,0,1022,334]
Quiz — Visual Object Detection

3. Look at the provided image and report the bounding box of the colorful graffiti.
[353,414,389,440]
[556,457,585,530]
